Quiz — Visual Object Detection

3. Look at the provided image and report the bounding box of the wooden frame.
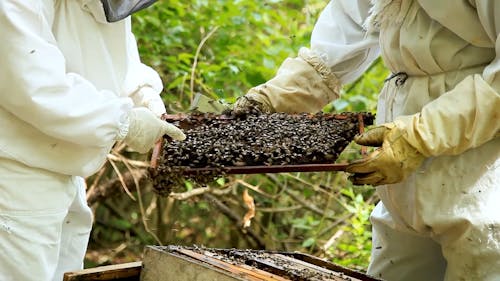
[63,262,141,281]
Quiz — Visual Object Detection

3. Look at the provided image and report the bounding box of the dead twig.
[120,155,163,246]
[235,179,277,199]
[108,156,137,201]
[169,187,211,200]
[168,181,234,200]
[107,153,150,168]
[86,163,108,199]
[256,205,303,213]
[284,174,336,196]
[267,174,336,220]
[323,229,345,251]
[189,25,220,101]
[87,169,148,206]
[284,189,335,219]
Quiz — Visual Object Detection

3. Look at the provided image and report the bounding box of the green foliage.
[88,0,390,272]
[328,187,374,269]
[133,0,325,109]
[327,57,389,114]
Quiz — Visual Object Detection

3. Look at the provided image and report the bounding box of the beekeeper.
[0,1,185,280]
[235,0,500,280]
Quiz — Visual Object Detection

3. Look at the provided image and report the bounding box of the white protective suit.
[0,1,166,280]
[241,0,500,280]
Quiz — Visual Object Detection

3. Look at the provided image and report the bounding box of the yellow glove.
[233,48,341,114]
[123,108,185,153]
[346,123,426,186]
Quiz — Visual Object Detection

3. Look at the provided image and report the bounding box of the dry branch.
[87,169,148,206]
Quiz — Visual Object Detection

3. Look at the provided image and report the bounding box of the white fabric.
[298,0,500,280]
[0,158,93,281]
[130,86,167,117]
[53,177,93,281]
[371,141,500,281]
[0,0,164,178]
[368,203,447,281]
[0,0,165,279]
[310,0,380,84]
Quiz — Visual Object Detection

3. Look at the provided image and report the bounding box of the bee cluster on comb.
[149,110,374,196]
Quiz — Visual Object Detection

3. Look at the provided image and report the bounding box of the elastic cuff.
[298,47,341,101]
[129,84,151,105]
[393,115,413,132]
[116,112,130,141]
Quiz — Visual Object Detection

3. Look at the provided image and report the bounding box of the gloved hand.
[233,47,341,114]
[233,89,275,114]
[123,108,185,153]
[346,123,426,186]
[130,86,167,117]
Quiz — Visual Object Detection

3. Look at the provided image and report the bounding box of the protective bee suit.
[235,0,500,280]
[0,1,184,280]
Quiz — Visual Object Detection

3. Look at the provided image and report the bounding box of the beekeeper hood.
[101,0,157,22]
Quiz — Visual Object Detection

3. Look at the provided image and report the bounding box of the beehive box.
[149,111,374,196]
[141,245,382,281]
[63,246,383,281]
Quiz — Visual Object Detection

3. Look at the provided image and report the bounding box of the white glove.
[130,86,167,117]
[123,108,185,153]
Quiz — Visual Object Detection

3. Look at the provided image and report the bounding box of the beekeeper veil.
[101,0,158,22]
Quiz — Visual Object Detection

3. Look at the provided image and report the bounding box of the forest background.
[85,0,389,272]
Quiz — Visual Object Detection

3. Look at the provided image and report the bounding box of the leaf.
[302,237,316,248]
[242,189,255,228]
[216,178,225,186]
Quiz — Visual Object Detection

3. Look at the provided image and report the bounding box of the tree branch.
[87,169,148,206]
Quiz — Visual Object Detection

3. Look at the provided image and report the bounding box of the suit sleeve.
[395,1,500,156]
[251,0,380,113]
[0,0,133,148]
[122,19,164,105]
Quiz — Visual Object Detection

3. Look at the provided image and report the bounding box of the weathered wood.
[142,246,383,281]
[141,246,245,281]
[63,262,142,281]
